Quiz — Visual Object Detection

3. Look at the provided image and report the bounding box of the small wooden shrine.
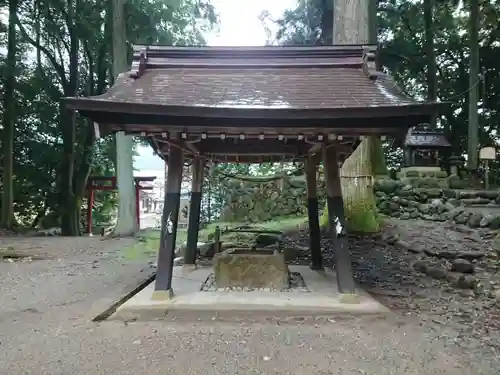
[64,44,442,299]
[403,125,451,167]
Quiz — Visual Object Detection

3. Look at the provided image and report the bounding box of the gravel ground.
[0,230,499,374]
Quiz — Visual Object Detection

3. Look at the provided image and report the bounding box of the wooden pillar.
[152,145,184,300]
[184,158,205,265]
[322,144,356,294]
[403,148,412,167]
[305,154,323,270]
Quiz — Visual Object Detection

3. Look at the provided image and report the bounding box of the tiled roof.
[66,45,429,113]
[99,66,414,110]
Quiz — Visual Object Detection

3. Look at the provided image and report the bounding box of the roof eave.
[63,96,444,120]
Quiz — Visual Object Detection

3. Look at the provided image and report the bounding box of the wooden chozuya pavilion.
[64,44,441,299]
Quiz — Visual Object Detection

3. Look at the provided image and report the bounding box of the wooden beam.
[123,127,404,137]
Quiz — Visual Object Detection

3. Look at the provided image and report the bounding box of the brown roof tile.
[99,66,414,110]
[69,45,430,111]
[64,45,444,127]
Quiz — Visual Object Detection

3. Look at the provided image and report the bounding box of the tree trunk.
[112,0,138,236]
[423,0,437,127]
[59,106,79,235]
[332,0,369,44]
[1,0,17,229]
[71,124,95,232]
[320,0,382,233]
[321,0,333,44]
[59,0,81,235]
[368,0,377,45]
[467,0,479,171]
[367,0,387,178]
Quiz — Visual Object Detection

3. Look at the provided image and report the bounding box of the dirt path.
[0,232,498,374]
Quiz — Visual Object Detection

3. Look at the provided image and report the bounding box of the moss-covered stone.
[405,170,420,178]
[373,178,400,194]
[220,177,326,222]
[448,174,468,189]
[213,249,289,289]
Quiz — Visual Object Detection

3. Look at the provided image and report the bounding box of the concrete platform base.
[109,265,389,321]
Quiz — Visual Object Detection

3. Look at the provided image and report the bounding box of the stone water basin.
[213,248,290,289]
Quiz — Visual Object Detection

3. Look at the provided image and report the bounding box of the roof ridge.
[133,44,375,54]
[128,44,378,77]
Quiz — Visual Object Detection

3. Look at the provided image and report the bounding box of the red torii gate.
[86,176,156,234]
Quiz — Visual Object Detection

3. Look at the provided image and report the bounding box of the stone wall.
[220,177,325,222]
[375,179,500,229]
[221,175,500,231]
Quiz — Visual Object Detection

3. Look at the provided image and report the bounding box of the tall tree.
[1,0,18,229]
[0,0,215,233]
[467,0,479,171]
[112,0,138,236]
[423,0,437,127]
[330,0,382,233]
[332,0,369,43]
[321,0,333,43]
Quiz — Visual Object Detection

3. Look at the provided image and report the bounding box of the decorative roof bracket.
[130,47,148,79]
[362,46,378,80]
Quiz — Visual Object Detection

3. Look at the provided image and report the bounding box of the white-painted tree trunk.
[333,0,369,45]
[115,131,138,235]
[332,0,380,233]
[112,0,138,236]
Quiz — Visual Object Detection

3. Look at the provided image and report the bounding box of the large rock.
[451,258,474,274]
[454,211,471,224]
[374,179,399,194]
[467,212,483,228]
[213,249,289,289]
[199,242,217,258]
[455,275,477,290]
[254,233,282,247]
[426,266,448,280]
[175,241,217,259]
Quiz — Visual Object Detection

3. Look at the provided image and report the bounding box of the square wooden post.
[184,158,205,266]
[152,144,184,300]
[305,154,323,270]
[322,144,356,294]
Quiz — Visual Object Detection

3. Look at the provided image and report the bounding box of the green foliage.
[262,0,500,233]
[268,0,500,167]
[0,0,217,231]
[261,0,324,45]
